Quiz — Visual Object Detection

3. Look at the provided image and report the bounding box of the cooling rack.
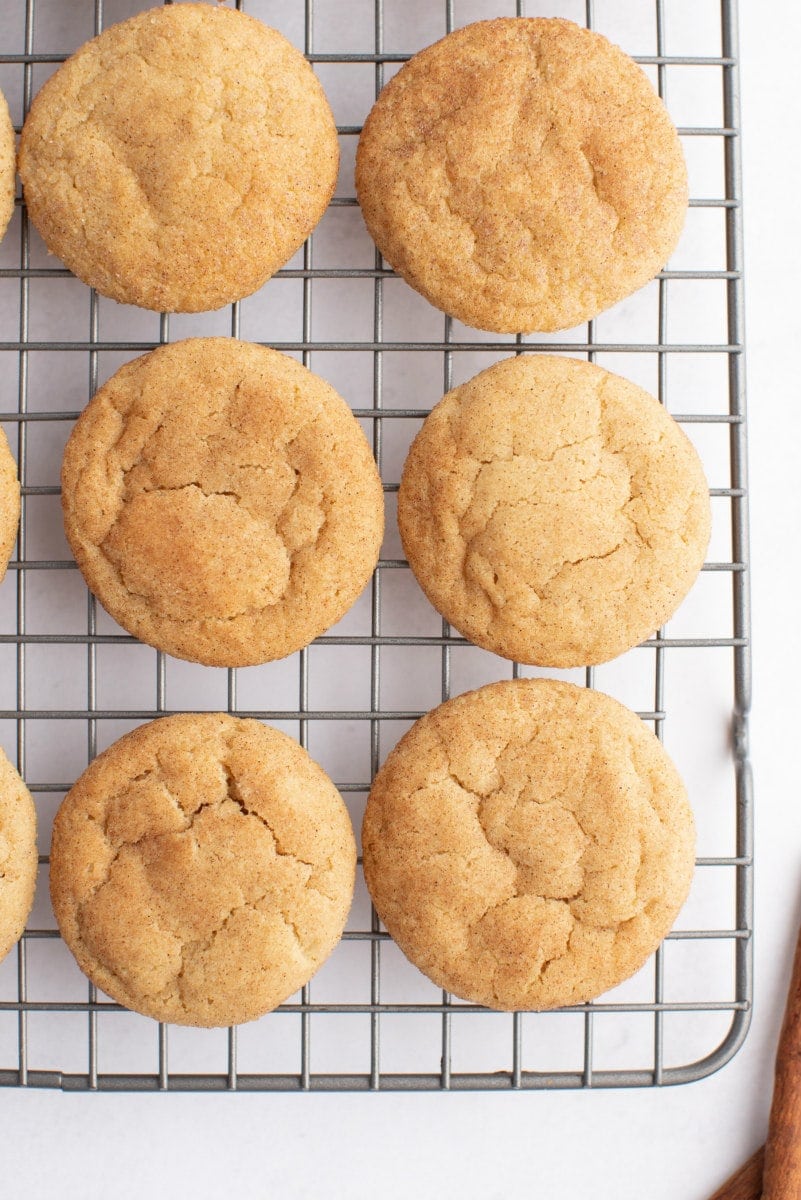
[0,0,751,1091]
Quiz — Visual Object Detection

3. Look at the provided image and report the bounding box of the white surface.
[1,1,800,1197]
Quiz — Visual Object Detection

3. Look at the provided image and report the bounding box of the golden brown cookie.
[50,713,356,1027]
[0,749,38,966]
[398,355,710,667]
[0,88,15,244]
[356,17,687,333]
[363,679,695,1011]
[18,4,338,312]
[0,425,20,582]
[61,338,384,667]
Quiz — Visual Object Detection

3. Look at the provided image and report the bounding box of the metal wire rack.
[0,0,751,1091]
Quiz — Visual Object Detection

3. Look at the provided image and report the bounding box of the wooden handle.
[708,1146,763,1200]
[763,918,801,1199]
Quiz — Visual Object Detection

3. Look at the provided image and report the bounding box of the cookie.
[0,425,20,582]
[356,17,687,333]
[61,338,384,667]
[0,749,38,967]
[18,4,338,312]
[363,679,695,1011]
[0,89,15,244]
[50,713,357,1027]
[398,355,710,667]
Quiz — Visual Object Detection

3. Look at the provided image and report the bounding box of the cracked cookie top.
[0,749,38,967]
[363,679,694,1011]
[0,424,20,583]
[398,354,711,667]
[50,713,357,1027]
[18,4,338,313]
[61,337,384,666]
[356,17,687,333]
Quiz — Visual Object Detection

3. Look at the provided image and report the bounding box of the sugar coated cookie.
[398,354,710,667]
[19,4,339,312]
[0,89,15,244]
[0,749,38,966]
[363,679,695,1010]
[356,17,687,332]
[0,425,20,582]
[50,714,356,1027]
[61,338,384,666]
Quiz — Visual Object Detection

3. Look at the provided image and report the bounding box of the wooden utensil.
[707,912,801,1199]
[709,1147,763,1200]
[762,911,801,1198]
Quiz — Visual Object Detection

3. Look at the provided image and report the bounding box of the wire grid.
[0,0,751,1091]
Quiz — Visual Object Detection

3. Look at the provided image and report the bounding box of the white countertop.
[3,2,800,1196]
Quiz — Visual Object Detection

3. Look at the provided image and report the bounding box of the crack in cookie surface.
[362,679,695,1011]
[50,713,356,1026]
[398,354,710,668]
